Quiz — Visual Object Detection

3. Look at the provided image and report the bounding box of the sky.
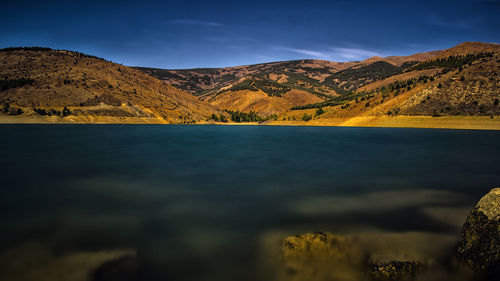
[1,0,500,69]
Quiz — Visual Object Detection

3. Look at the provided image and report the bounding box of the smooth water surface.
[0,125,499,280]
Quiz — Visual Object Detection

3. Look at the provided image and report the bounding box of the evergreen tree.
[315,107,324,116]
[210,113,219,121]
[62,106,71,117]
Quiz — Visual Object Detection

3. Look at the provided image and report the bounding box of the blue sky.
[1,0,499,69]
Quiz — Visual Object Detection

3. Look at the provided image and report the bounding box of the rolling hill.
[271,42,500,129]
[0,47,220,124]
[133,42,499,129]
[134,49,443,116]
[1,42,499,129]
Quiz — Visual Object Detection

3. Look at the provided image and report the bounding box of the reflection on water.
[0,125,499,281]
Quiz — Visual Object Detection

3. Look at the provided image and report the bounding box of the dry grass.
[206,89,323,116]
[0,49,220,123]
[267,115,500,130]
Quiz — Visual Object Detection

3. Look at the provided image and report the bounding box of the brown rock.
[456,188,500,278]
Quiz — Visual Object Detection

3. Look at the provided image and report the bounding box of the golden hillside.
[135,48,443,117]
[207,89,323,116]
[0,47,220,124]
[269,42,500,129]
[2,42,499,129]
[360,50,443,67]
[436,42,500,58]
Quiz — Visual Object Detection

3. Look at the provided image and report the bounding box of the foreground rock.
[275,187,500,280]
[282,232,367,281]
[279,232,446,281]
[456,187,500,278]
[368,261,423,281]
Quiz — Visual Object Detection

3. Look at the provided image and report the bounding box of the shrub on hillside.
[0,77,35,91]
[315,107,324,116]
[62,106,71,117]
[405,52,494,72]
[226,110,262,122]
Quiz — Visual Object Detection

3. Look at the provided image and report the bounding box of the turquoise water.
[0,125,499,280]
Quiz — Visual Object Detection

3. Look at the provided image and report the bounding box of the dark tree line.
[291,91,373,110]
[209,110,277,123]
[0,46,109,62]
[209,113,227,122]
[2,103,23,115]
[405,52,494,72]
[377,75,434,93]
[226,110,262,122]
[322,61,408,92]
[329,61,403,81]
[34,106,71,117]
[1,77,35,91]
[0,47,53,52]
[227,79,290,97]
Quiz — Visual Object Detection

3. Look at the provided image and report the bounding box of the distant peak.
[456,41,499,47]
[437,41,500,58]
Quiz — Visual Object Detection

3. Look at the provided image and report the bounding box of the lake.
[0,125,499,281]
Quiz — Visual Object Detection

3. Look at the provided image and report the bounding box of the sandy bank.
[0,115,169,124]
[1,115,499,130]
[267,115,500,130]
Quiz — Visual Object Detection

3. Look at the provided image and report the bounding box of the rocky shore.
[456,188,500,279]
[279,187,500,281]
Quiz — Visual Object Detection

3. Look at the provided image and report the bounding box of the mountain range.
[1,42,499,128]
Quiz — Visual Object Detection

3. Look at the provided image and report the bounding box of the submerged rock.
[368,261,423,281]
[274,188,500,280]
[279,232,440,281]
[456,187,500,278]
[281,232,368,281]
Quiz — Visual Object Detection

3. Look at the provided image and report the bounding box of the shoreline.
[266,115,500,130]
[1,115,499,130]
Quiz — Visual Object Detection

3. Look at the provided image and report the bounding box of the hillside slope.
[2,42,499,129]
[0,47,220,124]
[134,50,441,116]
[270,42,500,129]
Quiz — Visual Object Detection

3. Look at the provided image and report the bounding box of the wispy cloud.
[273,46,330,58]
[425,15,479,30]
[330,47,381,60]
[274,46,382,61]
[169,19,223,27]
